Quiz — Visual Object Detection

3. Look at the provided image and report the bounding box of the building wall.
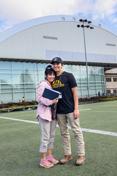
[0,16,117,103]
[105,68,117,95]
[0,60,105,103]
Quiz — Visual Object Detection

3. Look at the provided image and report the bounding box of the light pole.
[77,19,94,97]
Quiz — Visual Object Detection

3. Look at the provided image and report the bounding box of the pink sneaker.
[40,159,54,168]
[46,155,59,165]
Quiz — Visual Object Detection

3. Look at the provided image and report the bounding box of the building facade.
[0,15,117,103]
[105,68,117,96]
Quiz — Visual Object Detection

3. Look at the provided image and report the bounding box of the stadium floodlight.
[77,19,94,97]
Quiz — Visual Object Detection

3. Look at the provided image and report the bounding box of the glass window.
[89,74,95,82]
[0,74,12,84]
[12,62,24,70]
[0,93,13,103]
[106,77,111,82]
[106,90,111,94]
[13,93,24,102]
[12,74,22,84]
[37,63,46,71]
[25,92,35,101]
[0,70,11,74]
[113,78,117,82]
[95,75,102,81]
[0,61,12,69]
[0,61,106,102]
[113,89,117,95]
[24,62,36,71]
[12,70,25,75]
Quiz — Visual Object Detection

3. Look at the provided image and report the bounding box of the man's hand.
[52,99,58,104]
[73,109,80,119]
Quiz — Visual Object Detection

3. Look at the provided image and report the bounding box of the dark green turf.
[0,101,117,176]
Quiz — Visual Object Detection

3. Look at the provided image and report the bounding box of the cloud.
[0,0,117,34]
[74,0,117,34]
[73,0,117,20]
[0,0,76,23]
[97,0,116,16]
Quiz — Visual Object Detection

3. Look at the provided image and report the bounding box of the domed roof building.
[0,15,117,103]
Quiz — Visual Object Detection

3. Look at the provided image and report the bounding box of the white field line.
[82,128,117,137]
[87,111,117,113]
[0,115,117,137]
[0,116,38,124]
[80,108,91,111]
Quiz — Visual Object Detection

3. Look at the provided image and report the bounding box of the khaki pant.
[39,118,57,153]
[57,113,85,156]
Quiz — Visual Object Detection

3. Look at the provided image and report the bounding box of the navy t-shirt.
[52,71,77,114]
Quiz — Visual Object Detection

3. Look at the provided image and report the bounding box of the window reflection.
[0,61,106,103]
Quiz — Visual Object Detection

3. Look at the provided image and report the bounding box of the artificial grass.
[0,101,117,176]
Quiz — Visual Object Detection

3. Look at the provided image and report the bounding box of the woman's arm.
[36,84,54,106]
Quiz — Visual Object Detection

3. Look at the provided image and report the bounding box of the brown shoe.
[59,155,73,164]
[75,156,85,166]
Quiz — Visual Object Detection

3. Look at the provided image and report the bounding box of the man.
[51,57,85,166]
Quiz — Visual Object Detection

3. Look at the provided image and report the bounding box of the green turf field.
[0,101,117,176]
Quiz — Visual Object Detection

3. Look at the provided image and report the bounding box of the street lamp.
[77,19,94,97]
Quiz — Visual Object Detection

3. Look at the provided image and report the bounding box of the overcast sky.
[0,0,117,35]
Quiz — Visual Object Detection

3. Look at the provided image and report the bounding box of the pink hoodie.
[36,80,53,121]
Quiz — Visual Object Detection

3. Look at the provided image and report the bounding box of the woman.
[36,65,59,168]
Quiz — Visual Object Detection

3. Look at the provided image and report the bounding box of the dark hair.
[45,64,56,76]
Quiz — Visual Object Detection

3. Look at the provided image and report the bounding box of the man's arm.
[71,87,80,119]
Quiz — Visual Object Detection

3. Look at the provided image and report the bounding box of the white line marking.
[0,115,117,137]
[88,111,117,113]
[82,128,117,137]
[0,116,38,124]
[80,108,91,111]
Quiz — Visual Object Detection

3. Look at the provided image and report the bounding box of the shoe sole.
[40,163,54,168]
[75,160,85,166]
[59,158,73,165]
[75,157,86,166]
[53,161,59,165]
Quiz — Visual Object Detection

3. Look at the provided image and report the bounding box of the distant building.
[105,68,117,96]
[0,15,117,103]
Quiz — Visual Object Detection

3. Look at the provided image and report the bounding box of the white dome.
[0,15,117,65]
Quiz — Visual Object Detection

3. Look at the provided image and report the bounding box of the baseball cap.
[51,57,63,64]
[45,64,56,76]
